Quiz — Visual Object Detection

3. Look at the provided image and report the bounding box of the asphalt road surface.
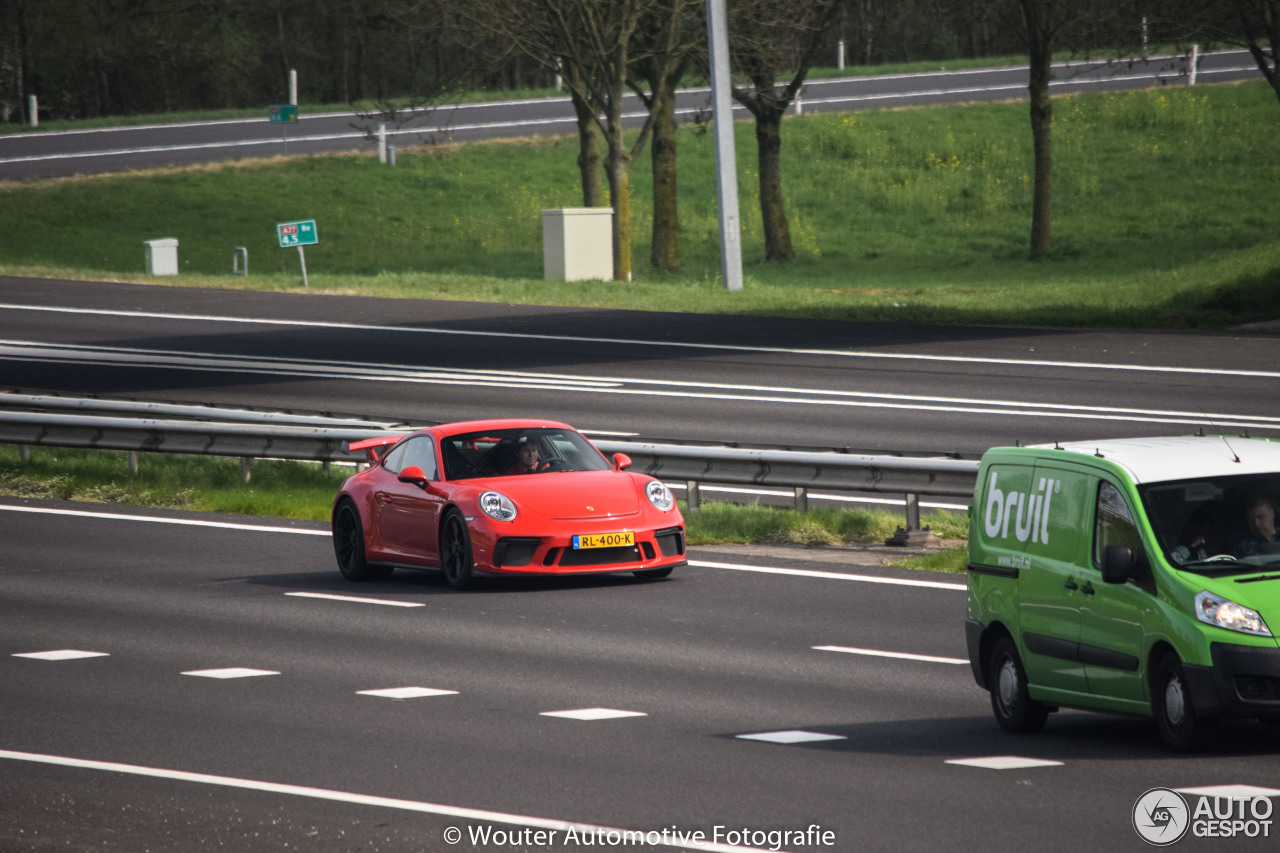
[0,50,1260,181]
[3,501,1279,853]
[3,277,1280,460]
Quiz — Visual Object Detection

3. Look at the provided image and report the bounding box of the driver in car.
[505,438,546,475]
[1232,494,1280,557]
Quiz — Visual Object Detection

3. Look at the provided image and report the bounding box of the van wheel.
[1154,652,1213,752]
[988,637,1049,734]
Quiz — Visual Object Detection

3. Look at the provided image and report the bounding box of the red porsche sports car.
[332,419,686,589]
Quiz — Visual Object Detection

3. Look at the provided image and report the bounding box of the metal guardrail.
[0,392,979,532]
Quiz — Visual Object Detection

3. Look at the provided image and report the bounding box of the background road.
[3,502,1278,852]
[0,49,1258,181]
[3,277,1280,461]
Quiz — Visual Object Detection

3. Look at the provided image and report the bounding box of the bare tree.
[630,3,701,271]
[464,0,693,281]
[726,0,840,261]
[989,0,1141,257]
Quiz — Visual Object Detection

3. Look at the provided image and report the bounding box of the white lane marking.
[285,592,424,608]
[1175,785,1280,798]
[181,668,280,679]
[0,751,775,853]
[813,646,967,665]
[945,756,1064,770]
[13,650,109,661]
[736,731,846,745]
[357,687,458,699]
[540,708,648,721]
[0,504,329,535]
[691,560,965,591]
[6,337,1278,430]
[3,302,1277,380]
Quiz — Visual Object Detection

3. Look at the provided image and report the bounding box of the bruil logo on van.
[983,473,1058,544]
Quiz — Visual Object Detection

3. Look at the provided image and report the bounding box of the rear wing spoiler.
[343,434,402,464]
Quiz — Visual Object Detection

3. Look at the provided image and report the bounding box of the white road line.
[690,560,965,590]
[813,645,968,665]
[0,750,780,853]
[3,303,1278,380]
[285,592,424,607]
[0,504,328,535]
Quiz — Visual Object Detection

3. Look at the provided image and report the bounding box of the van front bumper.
[1185,642,1280,719]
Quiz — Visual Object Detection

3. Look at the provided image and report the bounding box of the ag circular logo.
[1133,788,1190,846]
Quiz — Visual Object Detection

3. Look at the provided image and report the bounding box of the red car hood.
[487,471,642,520]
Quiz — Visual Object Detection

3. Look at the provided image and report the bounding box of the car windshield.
[1139,473,1280,575]
[440,427,611,480]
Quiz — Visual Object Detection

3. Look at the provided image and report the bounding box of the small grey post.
[289,69,298,106]
[706,0,743,292]
[232,247,248,276]
[296,246,309,288]
[686,480,701,514]
[388,145,396,167]
[28,95,37,128]
[1188,44,1199,86]
[378,123,387,164]
[794,486,809,513]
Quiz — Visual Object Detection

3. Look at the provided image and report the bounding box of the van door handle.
[1063,580,1078,591]
[1081,582,1096,596]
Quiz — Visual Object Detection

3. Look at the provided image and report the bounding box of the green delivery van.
[965,436,1280,751]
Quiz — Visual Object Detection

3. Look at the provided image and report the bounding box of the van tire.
[988,636,1049,734]
[1154,652,1213,752]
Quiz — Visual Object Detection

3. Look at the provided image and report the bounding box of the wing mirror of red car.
[397,465,430,488]
[612,452,632,471]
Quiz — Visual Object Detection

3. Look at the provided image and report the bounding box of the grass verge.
[0,445,970,571]
[2,81,1276,330]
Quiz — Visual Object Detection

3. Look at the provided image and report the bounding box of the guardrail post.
[794,486,808,513]
[128,451,138,474]
[240,457,253,484]
[686,480,701,513]
[233,247,248,276]
[905,493,921,530]
[19,445,29,463]
[884,493,931,547]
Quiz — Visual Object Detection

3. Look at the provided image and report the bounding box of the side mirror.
[1102,544,1135,584]
[397,465,429,488]
[612,452,632,472]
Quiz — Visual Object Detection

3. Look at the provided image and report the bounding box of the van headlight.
[646,481,674,511]
[478,491,517,522]
[1195,591,1272,637]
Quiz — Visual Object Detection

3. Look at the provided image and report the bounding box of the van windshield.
[1139,474,1280,575]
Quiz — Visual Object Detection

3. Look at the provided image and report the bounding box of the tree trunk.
[606,146,632,281]
[649,72,680,271]
[1022,0,1053,258]
[755,107,794,261]
[570,86,603,207]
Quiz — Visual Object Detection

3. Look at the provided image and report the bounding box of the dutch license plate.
[572,531,635,550]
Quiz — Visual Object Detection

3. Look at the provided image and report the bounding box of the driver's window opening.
[1139,475,1280,570]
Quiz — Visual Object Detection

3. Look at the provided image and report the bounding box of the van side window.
[1094,481,1144,568]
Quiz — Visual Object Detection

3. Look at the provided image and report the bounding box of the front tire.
[333,501,392,581]
[1154,652,1213,752]
[988,636,1049,734]
[440,510,475,591]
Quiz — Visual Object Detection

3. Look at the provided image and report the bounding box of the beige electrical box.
[144,238,180,276]
[541,208,613,281]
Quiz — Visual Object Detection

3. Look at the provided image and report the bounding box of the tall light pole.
[706,0,743,291]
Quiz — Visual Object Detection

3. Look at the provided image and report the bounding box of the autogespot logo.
[1133,788,1191,846]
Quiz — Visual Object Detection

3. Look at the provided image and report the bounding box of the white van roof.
[1031,436,1280,484]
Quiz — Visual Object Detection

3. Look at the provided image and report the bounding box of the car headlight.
[1195,591,1272,637]
[478,491,517,522]
[646,480,674,512]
